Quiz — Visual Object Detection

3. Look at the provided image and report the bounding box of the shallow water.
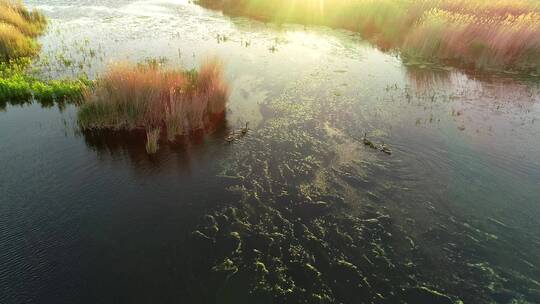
[1,0,540,303]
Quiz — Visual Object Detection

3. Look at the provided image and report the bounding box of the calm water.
[1,0,540,303]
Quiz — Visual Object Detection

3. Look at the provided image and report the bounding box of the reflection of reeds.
[199,0,540,73]
[0,0,47,60]
[78,59,229,153]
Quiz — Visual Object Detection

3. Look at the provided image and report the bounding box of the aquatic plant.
[78,59,229,152]
[0,0,47,61]
[197,0,540,74]
[0,75,87,104]
[0,59,88,107]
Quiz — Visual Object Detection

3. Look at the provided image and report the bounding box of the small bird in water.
[379,142,392,155]
[225,133,236,143]
[241,122,249,135]
[362,133,376,149]
[225,122,249,143]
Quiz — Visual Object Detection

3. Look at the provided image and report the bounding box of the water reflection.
[0,96,69,112]
[79,121,236,172]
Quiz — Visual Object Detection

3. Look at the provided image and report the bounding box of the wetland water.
[1,0,540,303]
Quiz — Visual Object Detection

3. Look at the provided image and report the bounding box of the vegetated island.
[78,60,230,154]
[197,0,540,75]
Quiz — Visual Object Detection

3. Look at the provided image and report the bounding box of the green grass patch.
[0,59,89,108]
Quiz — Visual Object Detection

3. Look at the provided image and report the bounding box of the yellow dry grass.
[0,0,46,61]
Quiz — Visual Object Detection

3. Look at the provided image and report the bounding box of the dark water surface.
[1,0,540,303]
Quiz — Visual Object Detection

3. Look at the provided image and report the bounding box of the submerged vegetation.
[78,60,229,153]
[198,0,540,74]
[176,60,540,304]
[0,0,47,61]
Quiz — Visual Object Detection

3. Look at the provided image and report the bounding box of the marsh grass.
[198,0,540,74]
[78,59,229,153]
[0,24,37,60]
[402,5,540,73]
[0,0,47,61]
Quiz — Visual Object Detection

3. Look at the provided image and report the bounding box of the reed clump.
[145,128,161,154]
[78,60,229,153]
[0,0,47,61]
[198,0,540,74]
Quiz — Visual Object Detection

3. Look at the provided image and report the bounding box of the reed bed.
[198,0,540,73]
[78,60,229,153]
[0,0,47,61]
[403,5,540,72]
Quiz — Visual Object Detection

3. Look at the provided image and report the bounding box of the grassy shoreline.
[0,1,89,107]
[197,0,540,75]
[0,0,47,61]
